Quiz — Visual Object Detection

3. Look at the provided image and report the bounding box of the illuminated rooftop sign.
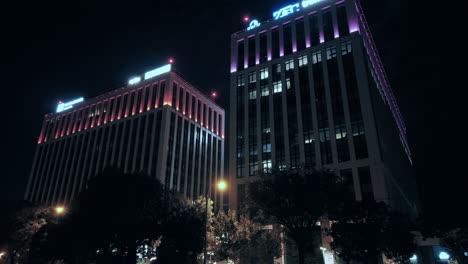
[56,97,84,113]
[247,20,261,30]
[144,64,171,80]
[272,0,324,20]
[128,76,141,85]
[273,3,300,20]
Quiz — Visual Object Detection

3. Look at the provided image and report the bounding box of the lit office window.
[285,59,294,71]
[249,89,257,100]
[260,68,269,80]
[285,78,291,89]
[248,71,256,83]
[341,40,353,55]
[298,55,308,67]
[237,75,245,87]
[326,46,337,60]
[312,51,322,64]
[273,81,282,93]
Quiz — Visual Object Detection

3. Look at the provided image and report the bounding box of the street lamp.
[55,206,65,215]
[203,180,227,264]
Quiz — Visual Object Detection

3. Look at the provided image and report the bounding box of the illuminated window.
[262,143,271,153]
[260,68,269,80]
[285,59,294,71]
[286,78,291,89]
[341,40,352,55]
[326,46,337,60]
[304,132,315,144]
[273,81,282,93]
[274,64,281,74]
[249,90,257,100]
[237,75,245,87]
[248,71,256,83]
[263,127,271,133]
[261,84,269,96]
[312,51,322,64]
[298,55,308,67]
[262,159,272,173]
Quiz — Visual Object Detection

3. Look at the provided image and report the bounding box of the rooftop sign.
[144,64,171,80]
[273,0,324,20]
[56,97,84,113]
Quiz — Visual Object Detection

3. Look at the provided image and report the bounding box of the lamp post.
[203,180,227,264]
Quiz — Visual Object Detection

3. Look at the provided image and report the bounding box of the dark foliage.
[247,168,343,264]
[30,168,205,264]
[328,201,417,264]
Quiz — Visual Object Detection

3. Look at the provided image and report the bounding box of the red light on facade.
[243,16,250,22]
[211,91,217,98]
[169,58,174,64]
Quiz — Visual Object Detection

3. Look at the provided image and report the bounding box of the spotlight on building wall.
[211,91,217,98]
[243,16,250,22]
[168,58,175,64]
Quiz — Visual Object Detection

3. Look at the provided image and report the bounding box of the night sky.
[1,0,462,223]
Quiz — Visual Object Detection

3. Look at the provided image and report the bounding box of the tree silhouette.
[247,168,343,264]
[0,200,53,264]
[32,168,204,264]
[328,201,417,264]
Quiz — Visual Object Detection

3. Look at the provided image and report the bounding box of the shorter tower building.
[25,63,225,208]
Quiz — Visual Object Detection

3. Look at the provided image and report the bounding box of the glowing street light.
[217,180,227,191]
[203,180,228,264]
[55,206,65,215]
[0,251,5,259]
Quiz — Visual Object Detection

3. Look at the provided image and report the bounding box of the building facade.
[25,64,225,208]
[228,0,418,216]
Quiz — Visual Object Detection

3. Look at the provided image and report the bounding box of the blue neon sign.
[56,97,84,113]
[273,3,300,20]
[272,0,324,20]
[247,20,261,30]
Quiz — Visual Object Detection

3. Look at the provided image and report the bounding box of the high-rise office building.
[229,0,418,216]
[25,63,225,207]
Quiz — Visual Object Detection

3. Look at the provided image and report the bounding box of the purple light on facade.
[321,5,331,10]
[295,15,304,20]
[248,34,255,39]
[268,48,272,61]
[230,61,237,73]
[244,57,248,68]
[354,0,410,156]
[293,40,297,52]
[308,10,318,15]
[237,38,245,43]
[349,18,360,33]
[283,21,291,25]
[335,0,345,4]
[259,30,267,34]
[319,31,325,43]
[334,25,340,38]
[306,38,311,48]
[256,54,260,65]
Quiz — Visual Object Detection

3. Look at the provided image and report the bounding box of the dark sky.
[1,0,462,223]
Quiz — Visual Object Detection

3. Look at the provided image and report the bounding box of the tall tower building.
[229,0,417,215]
[25,63,225,208]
